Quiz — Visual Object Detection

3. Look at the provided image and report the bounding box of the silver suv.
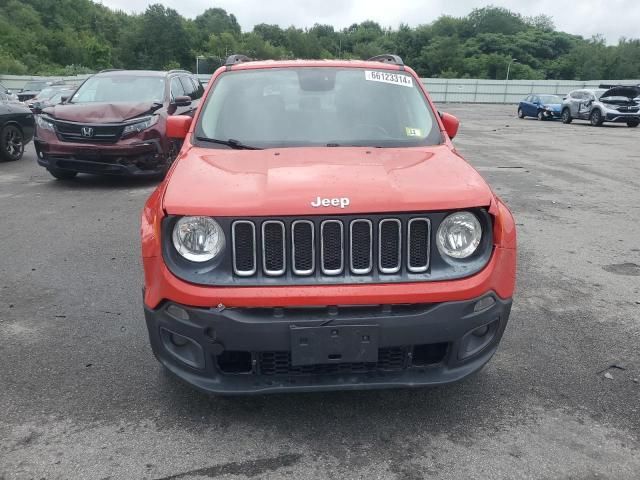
[561,86,640,127]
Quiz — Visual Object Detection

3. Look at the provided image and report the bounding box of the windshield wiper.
[195,136,262,150]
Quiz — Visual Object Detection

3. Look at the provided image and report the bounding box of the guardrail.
[2,74,639,104]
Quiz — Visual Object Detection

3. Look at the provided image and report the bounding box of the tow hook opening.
[412,343,448,366]
[216,351,253,374]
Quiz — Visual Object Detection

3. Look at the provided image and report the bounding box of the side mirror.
[60,96,69,103]
[167,115,192,139]
[33,104,43,114]
[172,95,192,107]
[439,112,460,139]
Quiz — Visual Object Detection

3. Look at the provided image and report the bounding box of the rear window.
[196,67,441,148]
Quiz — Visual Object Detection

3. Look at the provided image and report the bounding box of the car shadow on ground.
[43,173,161,191]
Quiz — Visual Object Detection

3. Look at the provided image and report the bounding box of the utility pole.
[506,58,518,81]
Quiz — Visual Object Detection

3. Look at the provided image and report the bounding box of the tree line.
[1,0,639,80]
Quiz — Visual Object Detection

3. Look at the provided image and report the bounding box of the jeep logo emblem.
[81,127,94,137]
[311,196,350,208]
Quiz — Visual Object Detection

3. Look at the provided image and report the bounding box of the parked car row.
[518,85,640,127]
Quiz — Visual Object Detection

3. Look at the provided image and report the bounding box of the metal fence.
[420,78,640,103]
[2,74,639,104]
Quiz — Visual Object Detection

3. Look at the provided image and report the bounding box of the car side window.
[191,77,204,100]
[170,77,185,100]
[571,91,582,100]
[524,95,531,102]
[532,96,539,104]
[179,76,196,99]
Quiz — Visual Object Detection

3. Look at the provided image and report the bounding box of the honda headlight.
[172,216,225,262]
[122,115,158,136]
[436,211,482,259]
[35,114,55,132]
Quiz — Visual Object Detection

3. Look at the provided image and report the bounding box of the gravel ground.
[1,104,639,479]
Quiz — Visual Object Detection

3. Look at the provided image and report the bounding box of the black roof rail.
[97,69,123,73]
[599,83,640,89]
[367,54,404,66]
[225,54,252,67]
[168,69,192,75]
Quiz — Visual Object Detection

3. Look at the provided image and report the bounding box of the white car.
[561,86,640,128]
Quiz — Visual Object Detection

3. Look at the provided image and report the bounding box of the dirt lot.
[1,104,639,479]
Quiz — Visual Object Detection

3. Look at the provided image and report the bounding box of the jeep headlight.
[436,211,482,259]
[122,115,158,136]
[35,114,55,132]
[172,216,225,262]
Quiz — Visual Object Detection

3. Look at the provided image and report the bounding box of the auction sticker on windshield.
[364,70,413,87]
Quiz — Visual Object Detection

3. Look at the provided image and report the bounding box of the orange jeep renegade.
[141,54,516,394]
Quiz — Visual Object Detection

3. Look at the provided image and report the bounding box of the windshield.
[24,81,47,91]
[70,75,166,104]
[33,87,58,101]
[196,67,441,148]
[539,95,562,104]
[49,90,74,105]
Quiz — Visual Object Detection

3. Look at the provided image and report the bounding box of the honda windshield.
[70,75,166,104]
[196,67,442,148]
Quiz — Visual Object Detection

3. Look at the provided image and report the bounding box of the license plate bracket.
[290,325,379,366]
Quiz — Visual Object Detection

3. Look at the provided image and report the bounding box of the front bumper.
[542,109,561,119]
[145,294,512,394]
[604,112,640,123]
[34,138,167,176]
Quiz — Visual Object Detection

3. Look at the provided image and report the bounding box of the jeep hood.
[163,146,494,216]
[44,102,158,123]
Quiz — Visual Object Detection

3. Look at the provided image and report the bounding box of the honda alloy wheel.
[561,109,572,124]
[0,125,24,161]
[590,109,603,126]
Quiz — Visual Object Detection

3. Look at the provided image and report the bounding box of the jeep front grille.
[231,216,431,279]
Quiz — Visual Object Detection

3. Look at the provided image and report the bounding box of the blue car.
[517,94,563,120]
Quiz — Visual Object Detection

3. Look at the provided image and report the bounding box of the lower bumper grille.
[258,347,409,376]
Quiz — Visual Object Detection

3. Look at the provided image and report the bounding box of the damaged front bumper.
[144,293,512,394]
[34,138,168,176]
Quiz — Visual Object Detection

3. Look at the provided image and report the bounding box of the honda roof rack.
[367,54,404,66]
[225,54,252,67]
[168,69,192,75]
[97,69,123,73]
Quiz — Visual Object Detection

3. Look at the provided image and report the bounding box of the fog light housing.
[458,319,500,360]
[160,328,205,369]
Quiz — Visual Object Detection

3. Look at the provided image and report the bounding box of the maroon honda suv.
[34,69,202,179]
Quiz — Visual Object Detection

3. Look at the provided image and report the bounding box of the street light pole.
[506,58,518,81]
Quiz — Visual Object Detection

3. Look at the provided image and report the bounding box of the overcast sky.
[97,0,639,44]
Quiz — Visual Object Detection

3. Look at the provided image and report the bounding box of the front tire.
[590,109,603,126]
[517,108,524,119]
[47,167,78,180]
[627,121,639,128]
[561,108,572,124]
[537,110,545,121]
[0,124,25,161]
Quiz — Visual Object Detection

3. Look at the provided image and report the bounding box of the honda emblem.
[81,127,94,137]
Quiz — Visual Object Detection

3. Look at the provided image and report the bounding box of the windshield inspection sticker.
[405,127,422,137]
[365,70,413,87]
